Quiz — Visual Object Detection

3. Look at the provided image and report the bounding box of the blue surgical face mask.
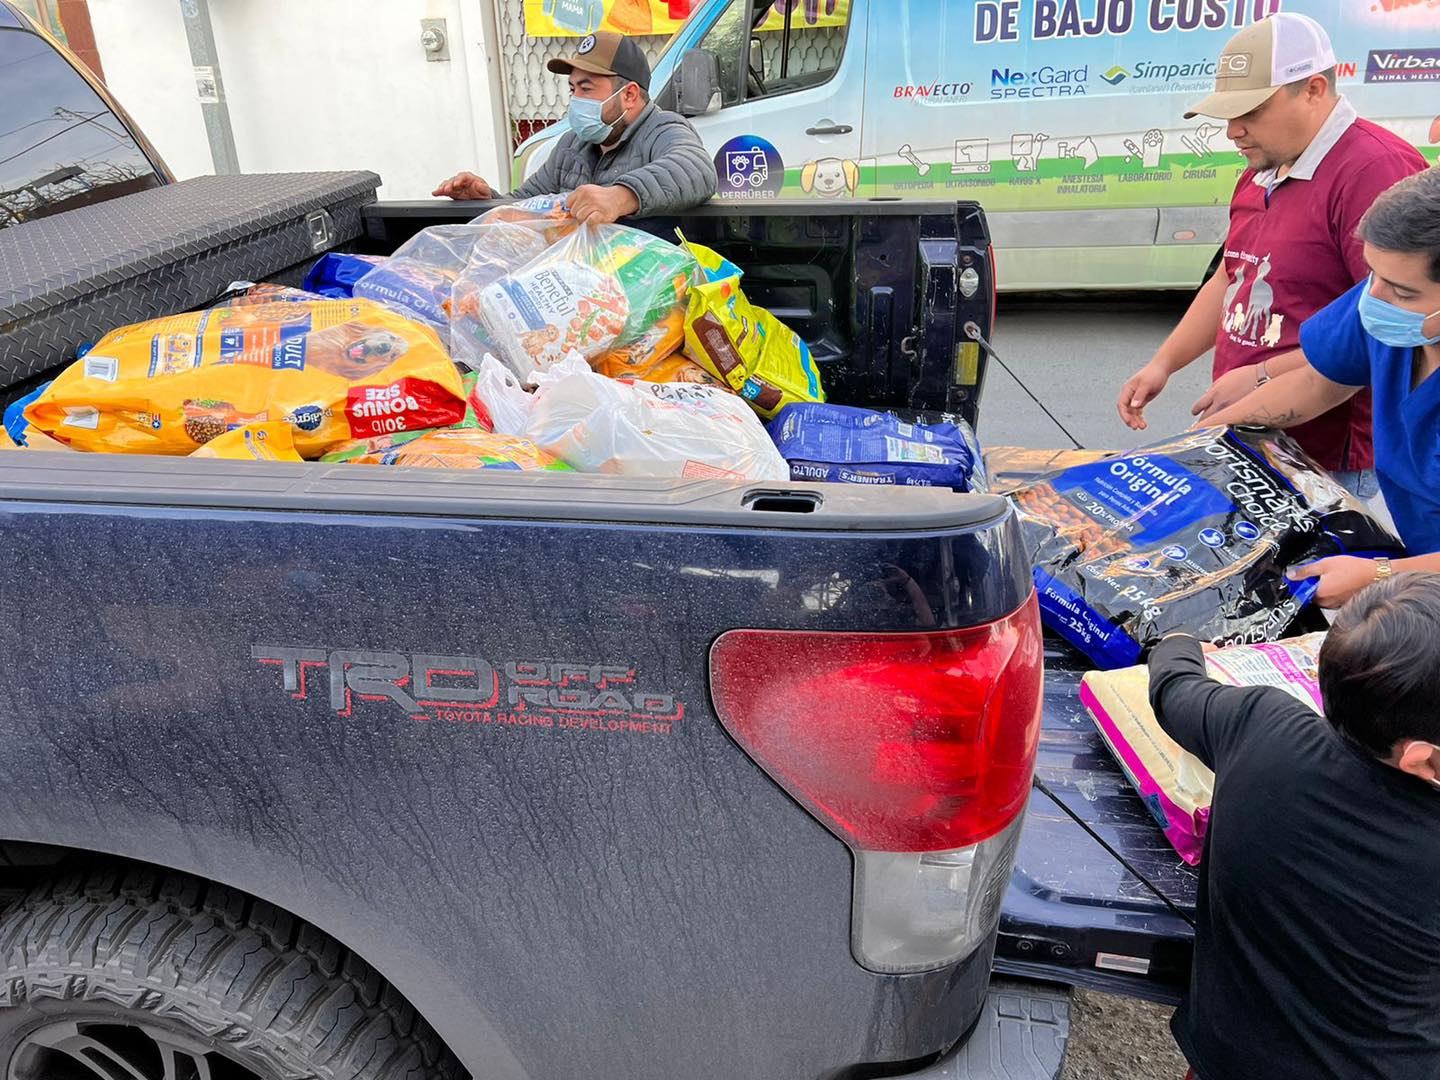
[567,85,625,144]
[1357,276,1440,348]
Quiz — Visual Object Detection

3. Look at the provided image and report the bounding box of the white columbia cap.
[1184,13,1336,120]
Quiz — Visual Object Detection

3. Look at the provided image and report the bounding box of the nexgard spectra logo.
[990,64,1088,98]
[1365,49,1440,83]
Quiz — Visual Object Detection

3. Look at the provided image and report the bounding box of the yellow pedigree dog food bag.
[190,422,304,461]
[677,238,823,420]
[27,299,465,458]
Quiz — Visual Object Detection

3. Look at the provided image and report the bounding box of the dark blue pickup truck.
[0,6,1195,1079]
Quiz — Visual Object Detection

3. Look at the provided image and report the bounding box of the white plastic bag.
[469,352,591,435]
[468,355,532,435]
[523,370,789,480]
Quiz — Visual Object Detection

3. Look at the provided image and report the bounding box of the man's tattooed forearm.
[1245,406,1302,426]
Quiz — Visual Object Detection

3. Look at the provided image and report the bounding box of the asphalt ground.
[978,291,1213,455]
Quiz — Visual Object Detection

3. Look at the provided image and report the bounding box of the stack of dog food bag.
[9,197,813,481]
[1001,427,1403,861]
[13,191,1000,490]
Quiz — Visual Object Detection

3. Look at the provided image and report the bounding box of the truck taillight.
[709,594,1042,973]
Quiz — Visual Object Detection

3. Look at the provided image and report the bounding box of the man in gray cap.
[434,31,716,224]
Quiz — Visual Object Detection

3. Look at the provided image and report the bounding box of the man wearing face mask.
[433,32,716,224]
[1149,572,1440,1080]
[1203,168,1440,608]
[1116,14,1425,501]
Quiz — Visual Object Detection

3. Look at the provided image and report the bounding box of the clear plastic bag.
[448,194,580,369]
[478,223,697,383]
[523,367,788,480]
[353,225,483,344]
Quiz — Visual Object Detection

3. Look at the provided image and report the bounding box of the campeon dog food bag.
[1012,426,1401,668]
[1080,633,1325,863]
[26,298,466,458]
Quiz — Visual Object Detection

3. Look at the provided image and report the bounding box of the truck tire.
[0,864,466,1080]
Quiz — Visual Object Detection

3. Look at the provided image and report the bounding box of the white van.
[512,0,1439,290]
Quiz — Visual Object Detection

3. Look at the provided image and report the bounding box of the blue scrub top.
[1301,281,1440,556]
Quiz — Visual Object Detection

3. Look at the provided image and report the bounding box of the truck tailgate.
[998,642,1197,1002]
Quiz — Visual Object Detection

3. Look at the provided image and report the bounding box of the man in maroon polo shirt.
[1117,13,1425,496]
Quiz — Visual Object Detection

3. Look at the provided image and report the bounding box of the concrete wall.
[87,0,507,199]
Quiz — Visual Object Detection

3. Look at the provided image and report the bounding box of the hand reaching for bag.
[566,184,640,226]
[1287,556,1380,609]
[1117,361,1169,431]
[432,172,495,200]
[1191,365,1260,424]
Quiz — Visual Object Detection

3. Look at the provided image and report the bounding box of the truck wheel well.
[0,840,466,1079]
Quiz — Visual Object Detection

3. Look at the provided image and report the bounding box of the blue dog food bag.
[303,253,386,299]
[1012,426,1403,669]
[768,403,978,490]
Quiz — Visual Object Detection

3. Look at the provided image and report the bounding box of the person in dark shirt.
[1148,573,1440,1080]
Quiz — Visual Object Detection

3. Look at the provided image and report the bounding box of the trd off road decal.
[252,647,683,736]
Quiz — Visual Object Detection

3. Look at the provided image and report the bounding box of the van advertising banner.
[741,0,1440,209]
[524,0,849,38]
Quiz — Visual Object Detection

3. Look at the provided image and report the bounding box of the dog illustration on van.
[801,157,858,198]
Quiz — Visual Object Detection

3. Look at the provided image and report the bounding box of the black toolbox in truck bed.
[0,171,379,392]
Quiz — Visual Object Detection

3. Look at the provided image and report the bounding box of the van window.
[751,1,852,98]
[696,0,852,107]
[695,0,751,107]
[0,25,163,230]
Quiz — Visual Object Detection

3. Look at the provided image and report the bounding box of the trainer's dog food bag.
[26,299,465,458]
[1012,426,1401,668]
[768,403,980,490]
[1080,633,1324,863]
